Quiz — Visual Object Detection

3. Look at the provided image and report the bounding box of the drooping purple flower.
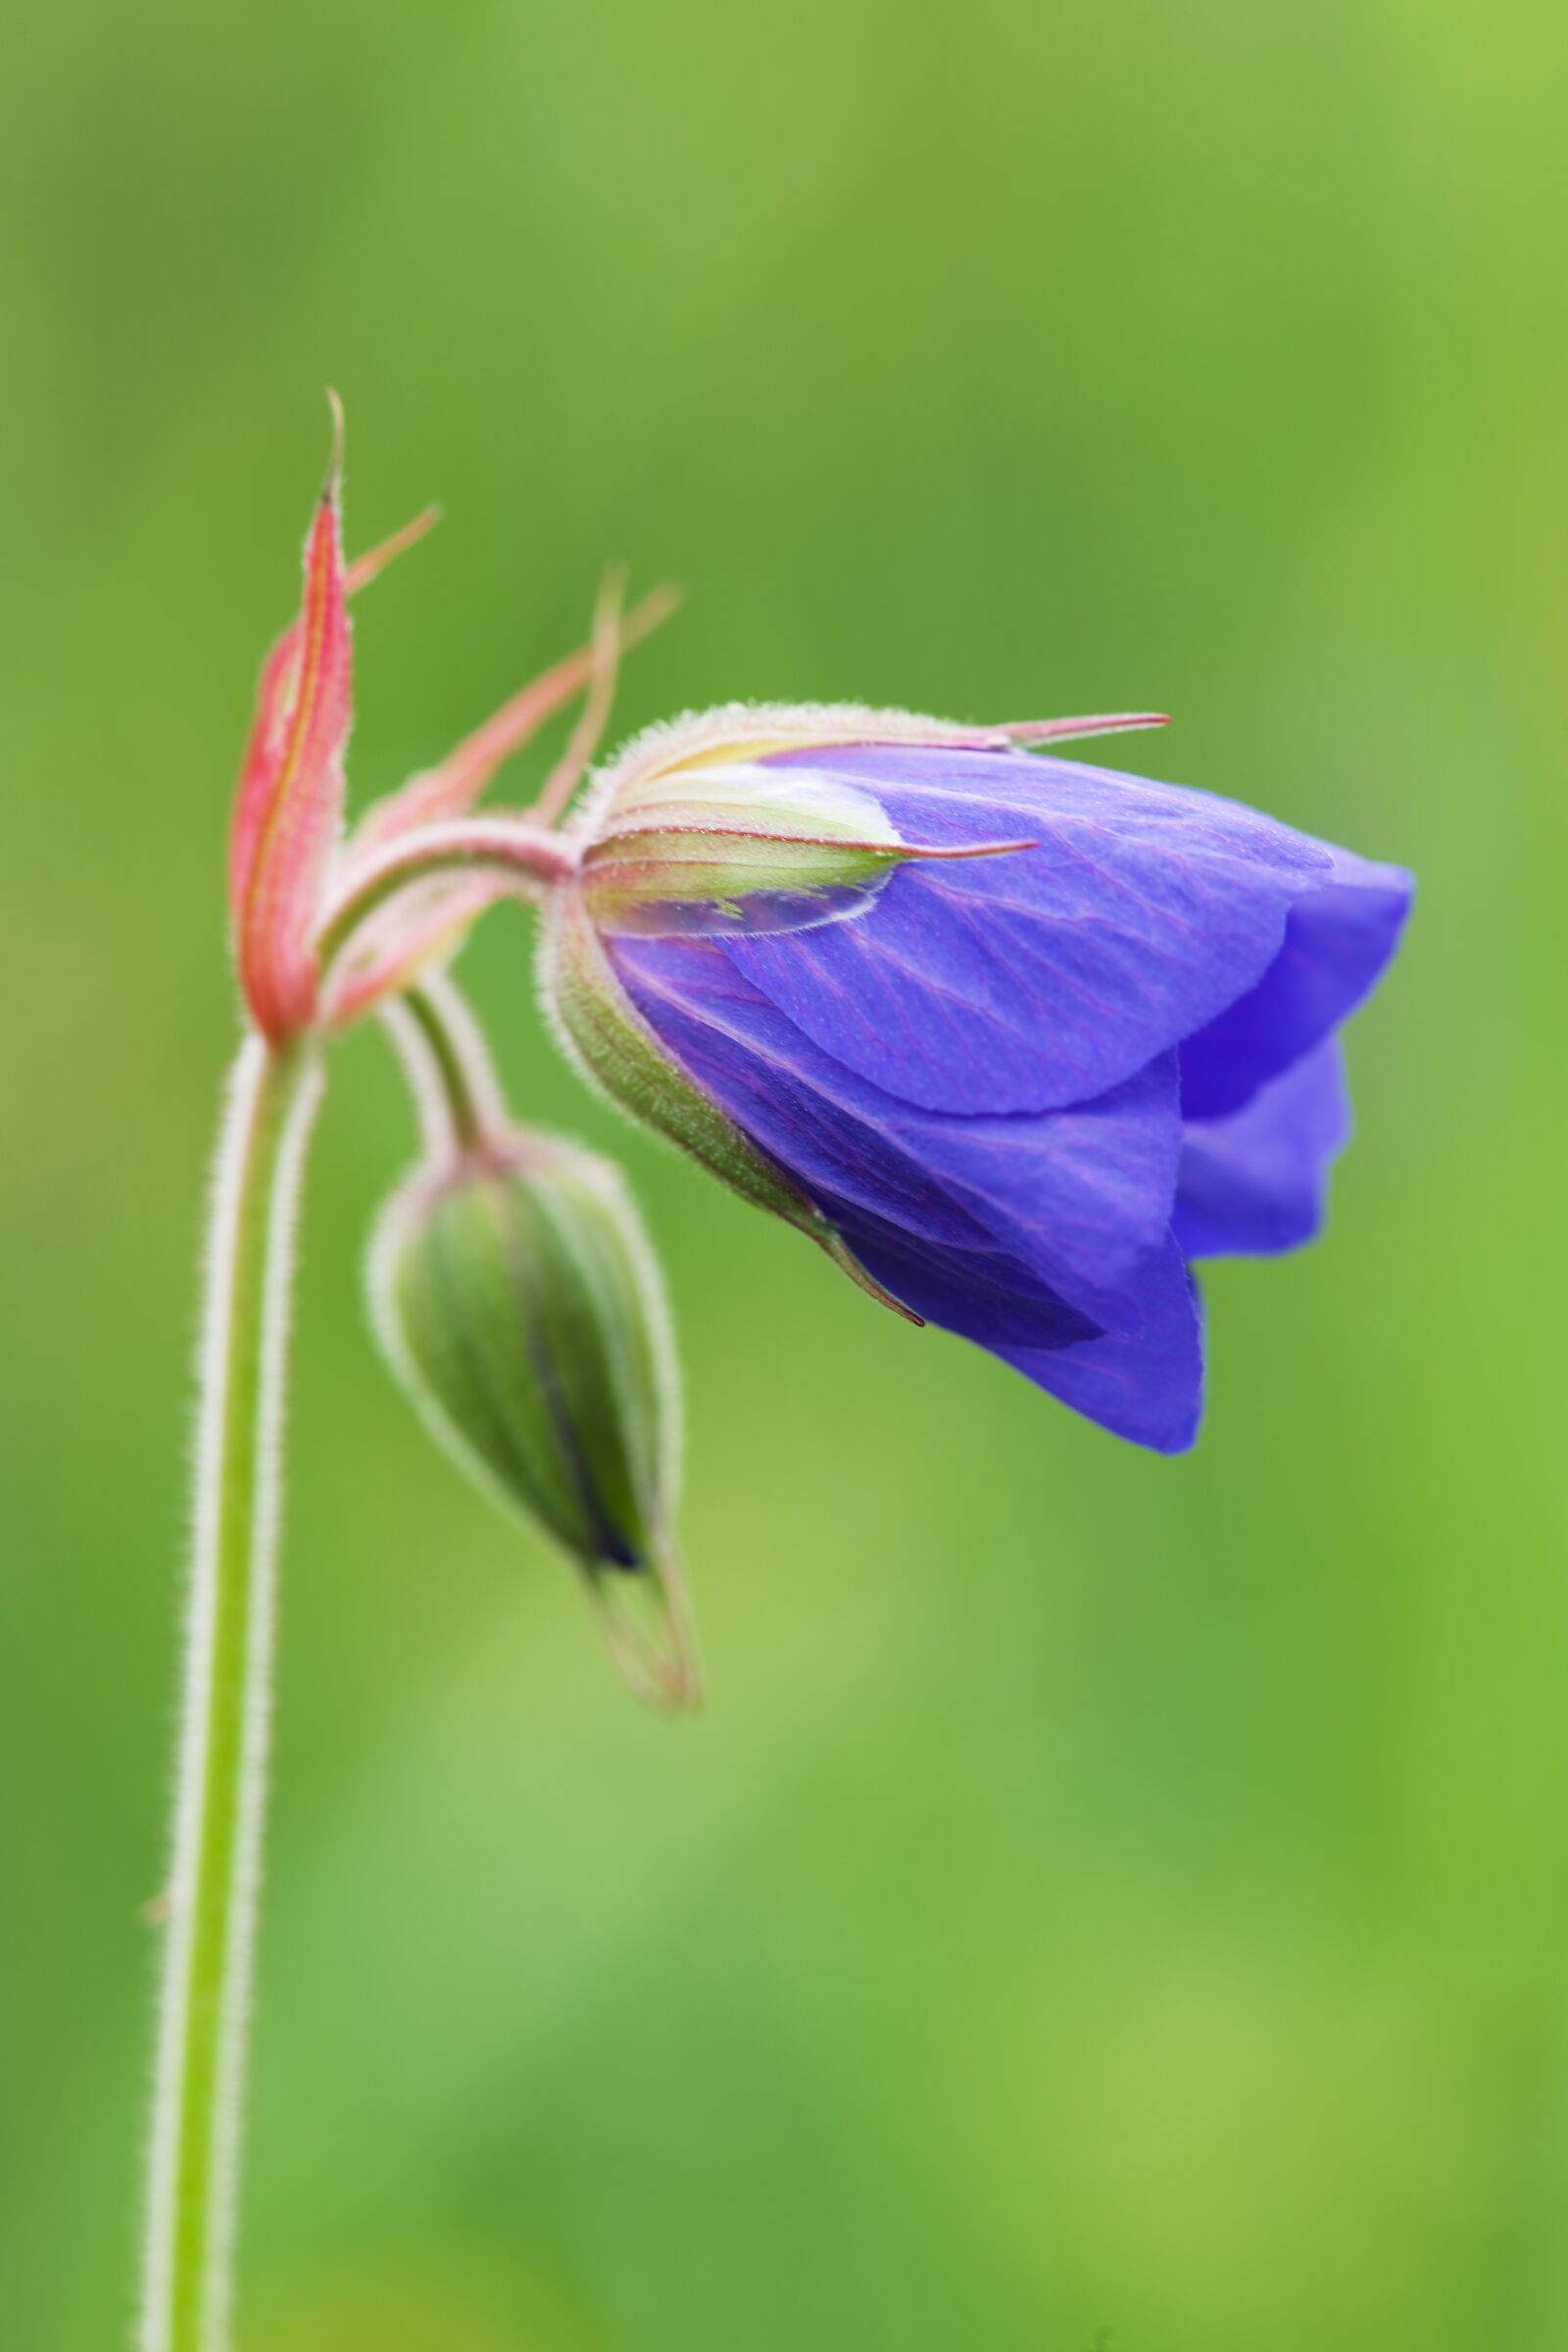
[541,705,1412,1453]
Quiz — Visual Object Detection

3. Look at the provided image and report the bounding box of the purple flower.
[542,706,1412,1452]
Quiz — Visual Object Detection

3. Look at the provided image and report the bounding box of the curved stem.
[383,975,506,1156]
[314,815,580,987]
[141,1034,324,2352]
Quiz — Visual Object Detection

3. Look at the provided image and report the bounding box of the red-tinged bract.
[228,474,352,1040]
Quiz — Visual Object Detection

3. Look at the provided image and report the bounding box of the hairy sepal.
[582,763,1030,942]
[229,479,351,1039]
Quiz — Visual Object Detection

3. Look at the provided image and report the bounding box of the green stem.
[396,976,501,1153]
[141,1034,324,2352]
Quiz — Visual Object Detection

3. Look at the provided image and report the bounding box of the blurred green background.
[4,0,1565,2344]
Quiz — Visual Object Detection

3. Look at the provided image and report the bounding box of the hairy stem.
[383,974,507,1156]
[141,1034,324,2352]
[314,815,580,986]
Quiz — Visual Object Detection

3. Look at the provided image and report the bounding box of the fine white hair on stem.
[379,971,507,1158]
[141,1035,324,2352]
[142,1042,266,2349]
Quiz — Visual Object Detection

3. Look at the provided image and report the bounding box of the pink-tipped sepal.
[228,424,352,1041]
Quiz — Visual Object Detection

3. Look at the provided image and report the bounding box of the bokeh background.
[4,0,1566,2344]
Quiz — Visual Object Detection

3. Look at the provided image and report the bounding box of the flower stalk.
[314,814,581,998]
[141,1034,324,2352]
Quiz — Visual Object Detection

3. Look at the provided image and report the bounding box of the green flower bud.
[368,1132,698,1709]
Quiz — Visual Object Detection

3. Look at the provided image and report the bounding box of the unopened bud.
[368,1132,698,1708]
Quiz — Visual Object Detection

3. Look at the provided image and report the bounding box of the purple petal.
[1178,847,1412,1120]
[1174,1037,1350,1259]
[719,746,1333,1114]
[818,1195,1103,1351]
[997,1241,1204,1455]
[611,933,1182,1322]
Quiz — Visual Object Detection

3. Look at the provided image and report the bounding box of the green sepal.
[580,768,911,930]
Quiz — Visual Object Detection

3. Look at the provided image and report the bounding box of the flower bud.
[368,1132,698,1708]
